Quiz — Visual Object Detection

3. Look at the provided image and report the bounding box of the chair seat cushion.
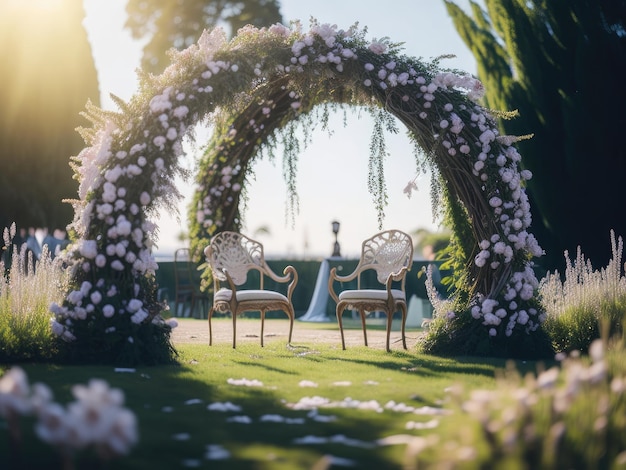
[338,289,406,302]
[214,289,288,303]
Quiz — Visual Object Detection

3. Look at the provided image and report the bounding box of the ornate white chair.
[328,229,414,352]
[204,231,298,348]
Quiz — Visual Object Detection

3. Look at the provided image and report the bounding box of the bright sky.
[82,0,477,259]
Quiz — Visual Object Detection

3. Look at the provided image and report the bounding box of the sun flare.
[6,0,67,11]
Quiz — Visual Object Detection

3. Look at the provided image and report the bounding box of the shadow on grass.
[324,350,553,378]
[8,358,414,470]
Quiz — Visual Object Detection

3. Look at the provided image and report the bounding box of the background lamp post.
[331,220,341,257]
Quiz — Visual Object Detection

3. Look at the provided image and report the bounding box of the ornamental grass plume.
[539,230,626,353]
[1,223,69,362]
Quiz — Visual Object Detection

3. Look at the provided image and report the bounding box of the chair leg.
[385,311,393,353]
[359,308,368,347]
[260,310,266,347]
[400,305,407,350]
[287,307,294,344]
[232,312,237,349]
[208,307,215,346]
[336,306,347,350]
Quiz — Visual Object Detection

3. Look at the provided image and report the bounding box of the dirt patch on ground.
[170,318,423,350]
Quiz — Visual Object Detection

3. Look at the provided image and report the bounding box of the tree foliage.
[0,0,100,232]
[125,0,283,74]
[445,0,626,271]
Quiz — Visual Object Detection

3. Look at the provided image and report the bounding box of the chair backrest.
[357,230,414,287]
[205,231,265,287]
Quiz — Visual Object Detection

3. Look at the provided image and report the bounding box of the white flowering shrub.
[58,20,544,360]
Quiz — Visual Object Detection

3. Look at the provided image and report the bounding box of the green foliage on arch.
[54,20,550,364]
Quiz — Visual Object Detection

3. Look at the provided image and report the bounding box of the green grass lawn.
[2,329,536,470]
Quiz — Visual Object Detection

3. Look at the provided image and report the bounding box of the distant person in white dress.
[43,228,69,258]
[26,227,47,260]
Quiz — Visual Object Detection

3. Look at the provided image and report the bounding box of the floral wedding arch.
[51,21,546,364]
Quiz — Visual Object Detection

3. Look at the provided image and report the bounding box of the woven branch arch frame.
[53,21,545,360]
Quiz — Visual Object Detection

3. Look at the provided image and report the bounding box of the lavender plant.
[539,230,626,353]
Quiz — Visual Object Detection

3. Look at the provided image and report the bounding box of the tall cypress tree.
[445,0,626,271]
[0,0,100,233]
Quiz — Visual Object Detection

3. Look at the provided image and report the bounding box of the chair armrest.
[329,265,360,284]
[328,266,359,303]
[283,265,298,302]
[384,266,409,309]
[262,261,293,284]
[261,263,298,302]
[385,266,409,287]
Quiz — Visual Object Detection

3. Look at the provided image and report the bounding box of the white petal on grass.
[287,396,383,412]
[307,409,337,422]
[226,415,252,424]
[331,381,352,387]
[385,401,415,413]
[413,406,451,416]
[288,396,331,410]
[207,401,242,412]
[184,399,203,405]
[363,380,379,386]
[181,458,202,467]
[293,435,329,445]
[260,414,305,424]
[286,417,306,424]
[329,434,375,448]
[292,434,375,449]
[162,406,174,413]
[325,455,358,467]
[205,444,231,460]
[172,432,191,441]
[298,380,318,388]
[260,414,285,423]
[227,378,263,387]
[406,419,439,430]
[114,368,136,373]
[342,398,383,412]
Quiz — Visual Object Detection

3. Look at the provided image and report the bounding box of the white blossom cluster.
[54,75,192,341]
[463,119,545,335]
[471,265,547,338]
[55,30,239,344]
[195,162,242,231]
[0,367,138,460]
